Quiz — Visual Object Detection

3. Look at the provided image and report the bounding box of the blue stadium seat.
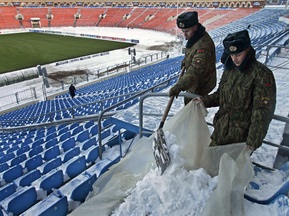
[102,118,112,127]
[89,124,98,137]
[101,129,111,140]
[21,194,68,216]
[0,182,17,202]
[61,137,76,152]
[0,152,15,164]
[81,137,97,151]
[45,137,58,149]
[16,145,30,156]
[57,125,68,136]
[0,144,9,152]
[31,138,45,148]
[42,157,62,175]
[76,131,90,143]
[40,170,64,195]
[25,154,43,172]
[84,146,100,164]
[46,132,58,143]
[29,145,44,158]
[3,165,23,184]
[35,128,46,138]
[11,154,27,167]
[6,144,20,154]
[70,122,80,130]
[46,126,57,136]
[71,125,83,136]
[2,186,38,215]
[66,156,86,179]
[62,146,80,163]
[0,151,5,159]
[43,146,61,161]
[21,137,33,148]
[59,131,71,142]
[18,169,42,187]
[0,162,9,173]
[70,174,97,203]
[84,120,94,129]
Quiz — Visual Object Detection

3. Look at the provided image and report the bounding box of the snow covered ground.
[1,27,289,215]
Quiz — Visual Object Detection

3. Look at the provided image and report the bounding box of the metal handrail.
[0,112,116,132]
[139,92,198,138]
[97,74,179,159]
[139,92,289,152]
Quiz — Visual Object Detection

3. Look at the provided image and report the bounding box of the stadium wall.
[0,0,265,8]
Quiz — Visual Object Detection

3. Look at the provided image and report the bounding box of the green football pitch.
[0,32,134,74]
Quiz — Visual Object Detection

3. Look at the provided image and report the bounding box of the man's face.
[181,25,197,40]
[230,48,249,66]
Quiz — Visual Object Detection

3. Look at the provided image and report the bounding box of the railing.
[138,92,289,152]
[256,44,289,69]
[0,87,37,110]
[97,74,177,159]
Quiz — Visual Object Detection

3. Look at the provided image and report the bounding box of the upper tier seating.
[0,7,260,33]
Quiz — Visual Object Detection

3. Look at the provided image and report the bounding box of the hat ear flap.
[221,50,230,64]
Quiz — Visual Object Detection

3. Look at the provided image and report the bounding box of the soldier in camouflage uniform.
[196,30,276,152]
[169,11,216,105]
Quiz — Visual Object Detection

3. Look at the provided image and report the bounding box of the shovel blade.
[153,128,171,174]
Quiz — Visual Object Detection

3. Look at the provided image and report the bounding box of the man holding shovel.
[169,11,216,105]
[154,11,217,174]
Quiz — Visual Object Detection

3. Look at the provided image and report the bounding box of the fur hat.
[223,30,251,54]
[177,11,199,29]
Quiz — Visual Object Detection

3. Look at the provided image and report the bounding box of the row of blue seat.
[0,155,120,216]
[0,119,115,188]
[0,120,101,158]
[0,57,182,126]
[0,136,99,187]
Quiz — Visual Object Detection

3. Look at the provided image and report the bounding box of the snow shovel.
[153,67,185,174]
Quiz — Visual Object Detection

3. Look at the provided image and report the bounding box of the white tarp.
[201,145,254,216]
[69,101,254,216]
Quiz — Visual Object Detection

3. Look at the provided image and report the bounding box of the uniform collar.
[185,23,206,48]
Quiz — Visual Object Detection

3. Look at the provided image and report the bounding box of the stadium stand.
[0,7,261,31]
[0,6,289,215]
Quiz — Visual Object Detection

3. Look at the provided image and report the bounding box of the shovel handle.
[158,67,185,129]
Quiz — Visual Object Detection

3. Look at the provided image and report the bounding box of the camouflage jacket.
[177,25,216,105]
[202,49,276,149]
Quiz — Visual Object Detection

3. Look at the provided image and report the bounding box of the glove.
[192,97,202,104]
[169,84,181,98]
